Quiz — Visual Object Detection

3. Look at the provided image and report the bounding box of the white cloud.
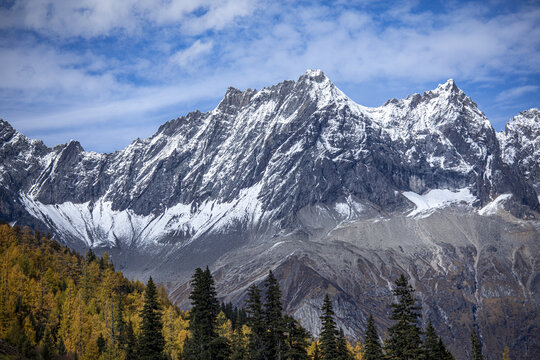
[242,4,540,83]
[0,44,122,97]
[170,40,214,69]
[181,0,257,35]
[495,85,539,102]
[0,0,257,38]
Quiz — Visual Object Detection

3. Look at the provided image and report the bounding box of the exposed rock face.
[200,211,539,360]
[1,71,539,359]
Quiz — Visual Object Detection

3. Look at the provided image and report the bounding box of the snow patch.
[403,188,475,217]
[478,194,512,216]
[334,202,351,218]
[268,241,286,252]
[333,196,365,220]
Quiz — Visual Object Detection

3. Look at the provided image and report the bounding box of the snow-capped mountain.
[1,70,537,248]
[498,108,540,195]
[1,70,539,359]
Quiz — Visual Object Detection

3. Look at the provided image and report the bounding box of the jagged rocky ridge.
[0,70,539,359]
[498,108,540,195]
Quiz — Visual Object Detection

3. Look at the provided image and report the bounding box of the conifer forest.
[0,223,503,360]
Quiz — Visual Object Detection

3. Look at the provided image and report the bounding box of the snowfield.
[402,188,476,217]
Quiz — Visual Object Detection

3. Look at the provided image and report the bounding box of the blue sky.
[0,0,539,153]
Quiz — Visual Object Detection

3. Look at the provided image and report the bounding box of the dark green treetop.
[363,314,384,360]
[384,274,423,360]
[246,284,265,360]
[264,270,287,359]
[336,328,353,360]
[319,294,339,360]
[283,314,310,360]
[184,266,230,360]
[137,277,165,360]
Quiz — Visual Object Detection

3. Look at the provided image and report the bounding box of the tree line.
[0,223,497,359]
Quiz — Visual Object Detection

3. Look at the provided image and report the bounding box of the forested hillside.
[0,224,189,359]
[0,223,499,360]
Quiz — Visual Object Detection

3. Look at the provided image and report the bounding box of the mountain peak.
[294,69,354,109]
[506,107,540,131]
[0,118,19,144]
[299,69,329,83]
[0,118,14,131]
[436,78,461,93]
[520,108,540,117]
[217,86,257,114]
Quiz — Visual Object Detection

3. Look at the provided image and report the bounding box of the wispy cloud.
[495,85,539,102]
[0,44,121,96]
[170,40,214,70]
[0,0,257,38]
[14,79,230,132]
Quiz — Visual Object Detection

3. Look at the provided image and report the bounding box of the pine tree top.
[319,294,339,360]
[363,314,383,360]
[389,274,421,323]
[321,294,335,318]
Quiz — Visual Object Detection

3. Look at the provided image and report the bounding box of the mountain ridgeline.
[0,70,539,359]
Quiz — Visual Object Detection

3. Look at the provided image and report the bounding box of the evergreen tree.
[209,335,232,360]
[264,270,286,359]
[319,294,338,360]
[423,321,439,360]
[221,302,234,319]
[238,307,248,328]
[97,333,107,354]
[336,328,353,360]
[113,294,127,351]
[125,320,138,360]
[220,302,248,330]
[246,284,265,360]
[283,315,310,360]
[85,248,96,263]
[420,321,454,360]
[40,327,54,360]
[471,330,484,360]
[363,314,383,360]
[437,337,454,360]
[384,274,423,360]
[184,266,229,360]
[137,277,165,360]
[57,338,66,356]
